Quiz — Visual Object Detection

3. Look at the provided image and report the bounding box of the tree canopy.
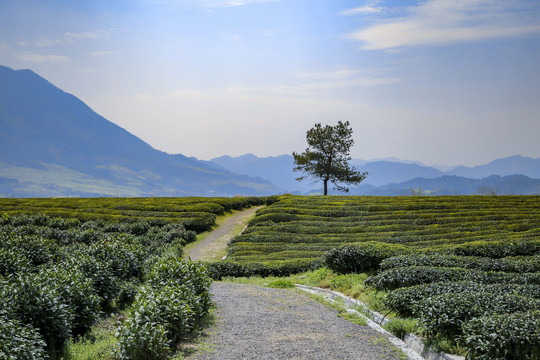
[293,121,367,195]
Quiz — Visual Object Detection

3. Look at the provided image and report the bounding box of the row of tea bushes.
[0,196,255,359]
[0,196,267,232]
[365,250,540,358]
[115,257,211,359]
[0,230,145,358]
[226,195,540,267]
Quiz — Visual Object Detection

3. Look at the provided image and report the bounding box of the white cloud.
[17,53,69,64]
[342,6,382,16]
[349,0,540,50]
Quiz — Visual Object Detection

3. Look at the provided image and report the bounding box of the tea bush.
[365,266,540,291]
[460,311,540,360]
[385,281,540,317]
[0,274,73,358]
[324,241,412,273]
[417,292,540,340]
[0,313,48,360]
[380,253,540,273]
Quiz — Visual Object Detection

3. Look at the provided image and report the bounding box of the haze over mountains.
[1,64,539,197]
[210,154,540,195]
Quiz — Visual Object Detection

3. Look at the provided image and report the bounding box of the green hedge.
[324,242,413,273]
[365,266,540,291]
[206,259,320,280]
[417,292,540,340]
[460,311,540,360]
[0,313,48,360]
[380,253,540,273]
[385,281,540,317]
[452,240,540,258]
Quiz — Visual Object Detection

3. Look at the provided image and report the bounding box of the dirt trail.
[185,206,263,262]
[184,282,406,360]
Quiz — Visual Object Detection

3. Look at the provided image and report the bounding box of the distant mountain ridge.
[0,65,282,197]
[211,154,540,195]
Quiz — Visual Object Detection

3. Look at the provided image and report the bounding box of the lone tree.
[293,121,367,195]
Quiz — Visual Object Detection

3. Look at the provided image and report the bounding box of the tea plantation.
[0,196,265,359]
[218,195,540,359]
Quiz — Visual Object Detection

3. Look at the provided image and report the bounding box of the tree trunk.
[323,179,328,195]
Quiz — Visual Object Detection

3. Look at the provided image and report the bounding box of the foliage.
[206,259,319,280]
[380,253,540,273]
[417,292,540,340]
[293,121,367,195]
[0,274,73,358]
[115,257,212,359]
[0,313,48,360]
[383,318,417,340]
[460,311,540,360]
[266,279,296,288]
[37,264,101,337]
[385,281,540,317]
[365,266,540,291]
[324,241,412,273]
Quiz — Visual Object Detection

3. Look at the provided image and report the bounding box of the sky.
[1,0,539,167]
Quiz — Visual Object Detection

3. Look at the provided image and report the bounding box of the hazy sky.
[1,0,539,167]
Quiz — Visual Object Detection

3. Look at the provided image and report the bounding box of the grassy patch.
[63,315,119,360]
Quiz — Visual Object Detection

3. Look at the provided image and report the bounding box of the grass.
[63,315,120,360]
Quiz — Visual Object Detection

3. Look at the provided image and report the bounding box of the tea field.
[219,195,540,359]
[0,196,265,359]
[227,195,540,265]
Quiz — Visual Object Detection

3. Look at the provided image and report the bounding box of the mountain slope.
[359,175,540,196]
[0,65,282,197]
[447,155,540,179]
[210,154,444,190]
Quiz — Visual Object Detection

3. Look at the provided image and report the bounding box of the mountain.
[210,154,444,190]
[357,175,540,196]
[211,153,540,195]
[447,155,540,179]
[0,65,282,197]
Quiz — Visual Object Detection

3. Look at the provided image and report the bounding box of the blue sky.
[1,0,539,166]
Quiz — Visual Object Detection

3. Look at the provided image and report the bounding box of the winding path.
[185,206,263,262]
[183,207,412,360]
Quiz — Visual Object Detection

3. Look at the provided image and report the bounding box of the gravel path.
[186,206,263,262]
[186,282,405,360]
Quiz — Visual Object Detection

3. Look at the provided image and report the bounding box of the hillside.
[0,65,282,197]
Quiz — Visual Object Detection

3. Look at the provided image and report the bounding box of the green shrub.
[0,232,62,266]
[385,281,540,317]
[145,257,212,317]
[0,313,48,359]
[0,247,31,276]
[417,292,540,340]
[380,253,540,273]
[452,240,540,258]
[114,320,170,360]
[365,266,540,291]
[324,242,412,274]
[460,311,540,360]
[206,261,255,280]
[0,274,73,358]
[81,235,145,280]
[37,264,101,337]
[70,252,121,305]
[267,279,295,288]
